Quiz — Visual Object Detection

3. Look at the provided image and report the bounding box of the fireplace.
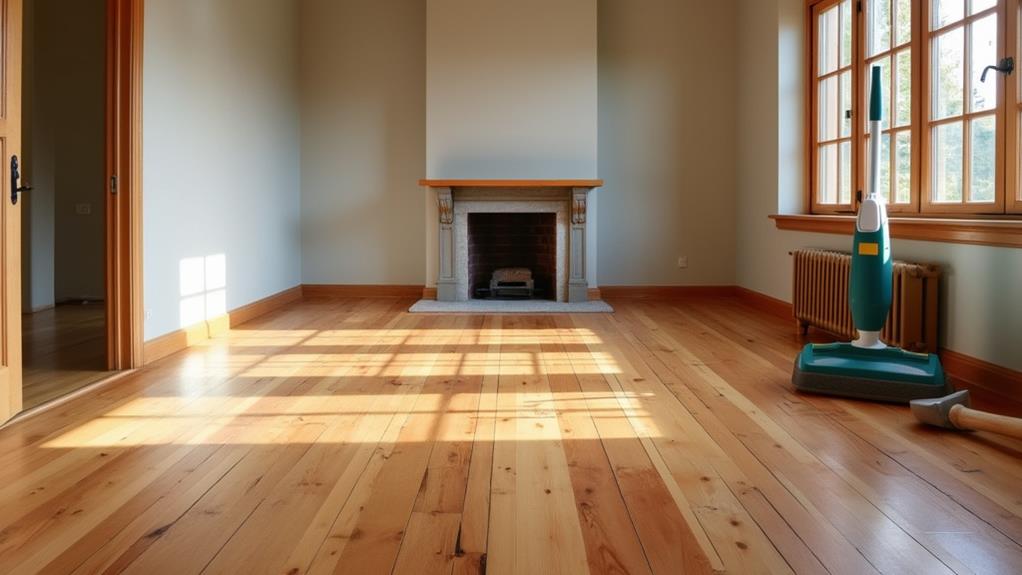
[421,180,601,303]
[468,213,556,300]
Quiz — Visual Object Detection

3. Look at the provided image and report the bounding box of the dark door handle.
[980,57,1015,83]
[10,155,31,205]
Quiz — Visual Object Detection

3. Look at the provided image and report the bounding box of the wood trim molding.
[599,286,739,299]
[106,0,145,370]
[302,285,425,299]
[939,348,1022,405]
[587,288,602,300]
[771,214,1022,248]
[734,287,793,320]
[142,286,302,365]
[419,179,603,188]
[422,287,438,300]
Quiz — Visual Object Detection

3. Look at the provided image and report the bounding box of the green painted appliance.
[792,66,951,403]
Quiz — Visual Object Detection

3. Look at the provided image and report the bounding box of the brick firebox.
[467,213,556,300]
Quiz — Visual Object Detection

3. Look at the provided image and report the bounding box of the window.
[808,0,1022,216]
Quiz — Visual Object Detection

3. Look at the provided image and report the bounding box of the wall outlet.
[144,309,152,321]
[677,256,689,269]
[75,203,92,215]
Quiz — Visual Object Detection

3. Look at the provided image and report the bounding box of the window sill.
[770,214,1022,249]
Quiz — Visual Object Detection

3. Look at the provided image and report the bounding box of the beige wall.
[299,0,426,285]
[736,0,1022,372]
[597,0,738,286]
[22,0,107,308]
[425,0,598,179]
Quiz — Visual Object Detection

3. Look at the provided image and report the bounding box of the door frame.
[105,0,143,370]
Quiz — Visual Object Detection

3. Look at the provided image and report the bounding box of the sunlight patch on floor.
[40,389,660,448]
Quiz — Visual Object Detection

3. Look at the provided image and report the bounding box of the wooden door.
[0,0,23,424]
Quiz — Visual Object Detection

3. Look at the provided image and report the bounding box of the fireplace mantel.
[423,179,600,303]
[419,179,602,188]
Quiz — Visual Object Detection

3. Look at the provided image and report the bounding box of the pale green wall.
[736,0,1022,372]
[299,0,426,286]
[598,0,739,286]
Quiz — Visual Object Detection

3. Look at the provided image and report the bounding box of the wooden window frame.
[810,0,858,214]
[805,0,1022,219]
[858,0,922,213]
[920,1,1007,214]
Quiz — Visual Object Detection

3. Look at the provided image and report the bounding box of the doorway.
[20,0,109,409]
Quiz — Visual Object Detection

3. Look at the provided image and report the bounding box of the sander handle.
[950,404,1022,439]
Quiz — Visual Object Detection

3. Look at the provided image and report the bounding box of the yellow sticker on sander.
[858,242,879,256]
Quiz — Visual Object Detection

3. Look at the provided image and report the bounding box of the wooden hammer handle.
[949,404,1022,439]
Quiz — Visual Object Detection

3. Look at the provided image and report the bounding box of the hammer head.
[910,390,971,429]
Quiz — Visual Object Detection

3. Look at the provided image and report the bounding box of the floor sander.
[792,66,952,403]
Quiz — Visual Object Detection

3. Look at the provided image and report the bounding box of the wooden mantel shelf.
[419,179,603,188]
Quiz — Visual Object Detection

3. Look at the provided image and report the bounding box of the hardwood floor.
[22,303,109,409]
[0,296,1020,574]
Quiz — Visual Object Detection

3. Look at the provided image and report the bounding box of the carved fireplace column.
[436,187,458,301]
[568,187,589,303]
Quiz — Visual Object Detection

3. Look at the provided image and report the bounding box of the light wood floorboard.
[0,296,1020,574]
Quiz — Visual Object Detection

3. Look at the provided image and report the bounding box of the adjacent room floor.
[21,303,109,409]
[0,296,1020,574]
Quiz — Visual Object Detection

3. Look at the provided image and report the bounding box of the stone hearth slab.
[408,299,613,314]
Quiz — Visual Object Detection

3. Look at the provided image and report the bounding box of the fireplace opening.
[467,212,556,300]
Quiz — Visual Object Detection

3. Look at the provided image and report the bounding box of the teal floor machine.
[792,66,952,403]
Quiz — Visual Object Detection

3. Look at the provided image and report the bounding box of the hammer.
[910,390,1022,439]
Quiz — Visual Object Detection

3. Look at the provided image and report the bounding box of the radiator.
[792,249,941,353]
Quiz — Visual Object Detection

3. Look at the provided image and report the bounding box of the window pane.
[841,0,853,68]
[970,0,996,15]
[895,49,912,127]
[970,115,996,202]
[819,76,840,141]
[840,71,853,137]
[867,56,892,130]
[819,144,839,203]
[896,0,912,45]
[932,0,964,29]
[880,133,892,201]
[819,5,840,75]
[870,0,892,57]
[970,14,997,113]
[933,121,964,202]
[895,131,912,203]
[865,134,892,201]
[840,141,852,204]
[933,27,965,119]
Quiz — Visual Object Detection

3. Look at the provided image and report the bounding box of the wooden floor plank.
[0,296,1019,574]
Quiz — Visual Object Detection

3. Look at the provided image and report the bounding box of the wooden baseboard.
[302,284,424,299]
[422,287,437,300]
[143,286,302,365]
[587,288,602,300]
[734,286,793,319]
[599,285,739,299]
[939,348,1022,404]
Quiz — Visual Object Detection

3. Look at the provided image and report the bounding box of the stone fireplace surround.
[420,180,602,303]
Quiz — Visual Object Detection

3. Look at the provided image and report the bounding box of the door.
[1,0,23,424]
